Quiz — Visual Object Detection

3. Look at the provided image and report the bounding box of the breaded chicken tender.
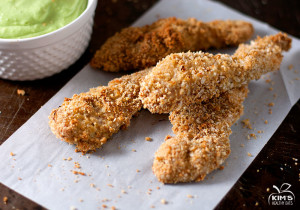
[153,86,248,183]
[49,68,151,153]
[139,33,291,114]
[90,17,254,72]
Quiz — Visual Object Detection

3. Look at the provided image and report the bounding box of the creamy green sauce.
[0,0,88,39]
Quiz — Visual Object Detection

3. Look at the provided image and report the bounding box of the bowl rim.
[0,0,97,46]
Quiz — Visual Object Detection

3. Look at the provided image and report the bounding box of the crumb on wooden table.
[3,196,8,204]
[17,89,25,96]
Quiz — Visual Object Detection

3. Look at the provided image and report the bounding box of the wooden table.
[0,0,299,209]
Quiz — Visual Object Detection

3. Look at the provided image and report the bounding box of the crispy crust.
[49,68,151,153]
[90,17,254,72]
[153,86,248,183]
[139,33,291,114]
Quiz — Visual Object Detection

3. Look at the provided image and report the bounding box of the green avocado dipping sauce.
[0,0,88,39]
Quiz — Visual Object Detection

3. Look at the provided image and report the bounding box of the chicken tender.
[140,33,291,114]
[90,17,254,72]
[153,86,248,183]
[49,68,151,153]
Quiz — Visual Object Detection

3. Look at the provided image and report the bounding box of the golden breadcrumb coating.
[139,33,291,114]
[49,68,151,153]
[90,17,254,72]
[153,86,248,183]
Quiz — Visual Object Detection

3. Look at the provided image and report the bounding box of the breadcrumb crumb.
[249,133,257,139]
[3,196,8,204]
[242,119,253,129]
[17,89,25,96]
[257,130,263,134]
[145,137,152,141]
[247,152,253,157]
[74,162,81,169]
[288,64,294,70]
[72,171,86,176]
[160,199,167,204]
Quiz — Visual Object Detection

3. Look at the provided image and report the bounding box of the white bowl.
[0,0,97,81]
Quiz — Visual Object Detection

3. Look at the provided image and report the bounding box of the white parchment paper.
[0,0,299,209]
